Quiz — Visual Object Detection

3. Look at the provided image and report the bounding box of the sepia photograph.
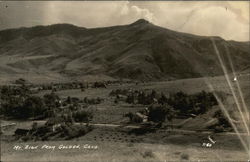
[0,1,249,161]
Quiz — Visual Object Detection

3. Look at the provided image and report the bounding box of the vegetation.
[148,103,175,123]
[209,110,232,132]
[117,88,220,116]
[72,110,93,122]
[141,150,155,158]
[214,110,231,128]
[43,92,60,109]
[0,84,95,121]
[0,85,47,119]
[167,90,218,116]
[17,122,93,141]
[180,153,190,160]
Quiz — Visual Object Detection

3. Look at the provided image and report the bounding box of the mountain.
[0,19,249,83]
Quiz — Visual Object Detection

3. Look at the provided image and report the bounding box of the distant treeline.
[1,78,137,92]
[111,89,227,116]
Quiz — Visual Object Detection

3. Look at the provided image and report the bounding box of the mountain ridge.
[0,19,249,83]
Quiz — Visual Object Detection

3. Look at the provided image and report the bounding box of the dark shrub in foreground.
[72,110,93,122]
[148,104,175,123]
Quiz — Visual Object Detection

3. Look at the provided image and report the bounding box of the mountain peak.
[131,19,150,25]
[0,20,249,82]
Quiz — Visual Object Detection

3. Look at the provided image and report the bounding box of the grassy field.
[1,136,248,162]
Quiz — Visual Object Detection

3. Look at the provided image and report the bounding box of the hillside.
[0,19,249,83]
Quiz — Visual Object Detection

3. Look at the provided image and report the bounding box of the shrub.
[141,150,155,158]
[214,125,225,133]
[72,110,93,122]
[148,104,174,123]
[126,94,135,104]
[127,143,134,147]
[180,153,189,160]
[214,110,231,128]
[43,93,60,108]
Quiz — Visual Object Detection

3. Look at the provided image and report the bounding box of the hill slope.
[0,19,249,83]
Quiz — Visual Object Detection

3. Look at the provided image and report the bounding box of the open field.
[1,134,248,162]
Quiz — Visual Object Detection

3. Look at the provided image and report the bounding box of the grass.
[1,139,247,161]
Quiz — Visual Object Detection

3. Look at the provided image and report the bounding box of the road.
[2,120,249,136]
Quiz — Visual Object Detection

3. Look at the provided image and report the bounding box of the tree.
[66,96,72,104]
[23,96,46,118]
[126,93,135,104]
[164,104,175,129]
[15,78,27,85]
[214,110,231,128]
[159,92,168,105]
[148,104,173,123]
[72,110,93,123]
[138,91,146,105]
[43,92,60,108]
[1,96,24,118]
[1,95,46,119]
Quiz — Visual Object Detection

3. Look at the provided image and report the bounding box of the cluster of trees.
[121,89,221,116]
[83,97,103,105]
[109,89,131,96]
[125,103,175,125]
[147,103,175,124]
[167,91,218,116]
[63,96,103,108]
[11,79,106,93]
[0,85,94,121]
[0,86,61,119]
[16,117,93,141]
[92,82,107,88]
[137,90,158,105]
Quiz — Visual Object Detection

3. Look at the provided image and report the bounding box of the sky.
[0,1,249,41]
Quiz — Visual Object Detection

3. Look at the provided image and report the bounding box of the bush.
[43,93,60,108]
[141,150,155,158]
[214,110,231,128]
[148,104,174,123]
[214,125,225,133]
[180,153,189,160]
[72,110,93,122]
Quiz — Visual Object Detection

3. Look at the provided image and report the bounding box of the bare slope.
[0,19,249,82]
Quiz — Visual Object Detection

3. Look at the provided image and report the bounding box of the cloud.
[0,1,248,41]
[134,1,249,41]
[130,5,154,22]
[180,6,248,40]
